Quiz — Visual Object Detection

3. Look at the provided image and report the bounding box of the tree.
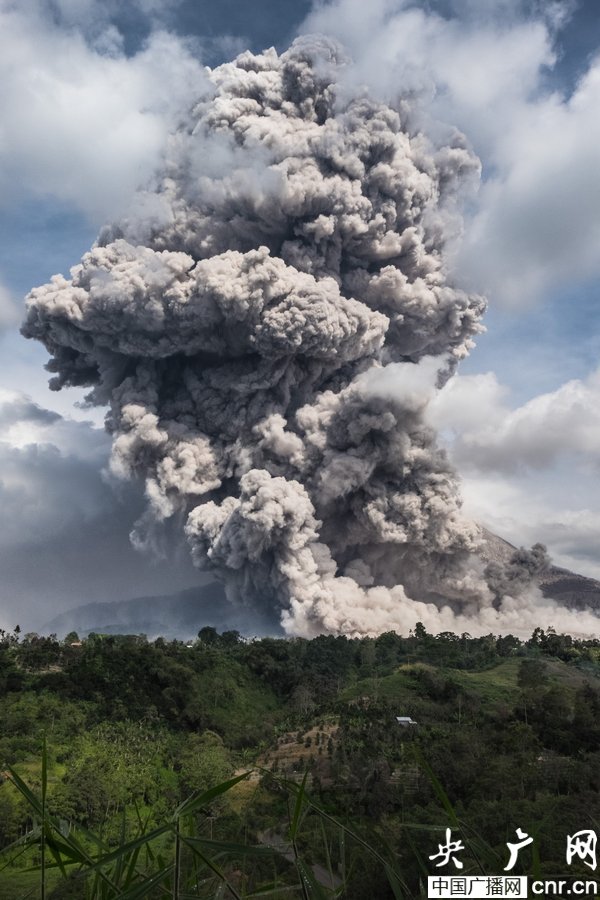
[414,622,427,641]
[292,684,316,716]
[517,658,548,727]
[178,732,232,800]
[496,634,521,657]
[573,683,600,749]
[220,630,242,647]
[197,626,219,646]
[517,658,548,692]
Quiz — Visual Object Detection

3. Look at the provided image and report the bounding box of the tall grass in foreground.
[0,743,507,899]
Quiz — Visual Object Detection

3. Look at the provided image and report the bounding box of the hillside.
[42,582,283,639]
[480,527,600,610]
[1,626,600,897]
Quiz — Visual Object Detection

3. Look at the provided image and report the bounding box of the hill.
[2,627,600,897]
[480,527,600,610]
[42,582,283,639]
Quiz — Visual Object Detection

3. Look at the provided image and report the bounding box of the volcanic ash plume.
[23,36,503,637]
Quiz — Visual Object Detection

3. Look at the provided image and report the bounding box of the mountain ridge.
[479,528,600,612]
[42,582,283,640]
[41,531,600,639]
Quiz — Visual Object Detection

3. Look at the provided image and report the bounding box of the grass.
[340,656,600,722]
[0,746,413,899]
[340,664,429,702]
[0,866,61,900]
[451,659,522,708]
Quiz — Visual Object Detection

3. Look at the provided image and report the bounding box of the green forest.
[1,623,600,898]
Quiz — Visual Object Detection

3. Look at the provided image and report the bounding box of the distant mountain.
[42,532,600,639]
[479,528,600,612]
[42,582,283,640]
[539,568,600,612]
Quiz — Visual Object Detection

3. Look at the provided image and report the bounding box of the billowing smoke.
[21,37,595,638]
[485,543,550,606]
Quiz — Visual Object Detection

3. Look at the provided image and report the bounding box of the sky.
[1,0,600,631]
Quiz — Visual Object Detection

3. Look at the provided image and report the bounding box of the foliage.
[1,625,600,895]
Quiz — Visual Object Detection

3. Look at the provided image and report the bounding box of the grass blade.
[41,736,47,900]
[294,858,330,900]
[174,772,251,820]
[289,770,309,843]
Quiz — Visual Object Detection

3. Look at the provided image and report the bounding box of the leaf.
[279,774,411,897]
[181,836,274,857]
[177,843,244,900]
[115,862,176,900]
[41,736,47,805]
[383,862,406,900]
[173,771,252,820]
[6,766,43,818]
[289,770,309,843]
[411,747,459,828]
[45,833,91,867]
[73,823,172,875]
[244,883,303,897]
[294,858,331,900]
[319,819,335,890]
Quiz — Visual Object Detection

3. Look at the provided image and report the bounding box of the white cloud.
[427,369,600,579]
[300,0,600,308]
[460,472,600,581]
[459,58,600,305]
[302,0,554,152]
[0,4,208,224]
[430,368,600,473]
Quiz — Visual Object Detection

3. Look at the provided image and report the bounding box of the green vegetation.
[1,624,600,897]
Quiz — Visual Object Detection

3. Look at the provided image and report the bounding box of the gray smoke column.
[23,36,501,637]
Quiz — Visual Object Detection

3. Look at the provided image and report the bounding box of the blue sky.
[1,0,600,630]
